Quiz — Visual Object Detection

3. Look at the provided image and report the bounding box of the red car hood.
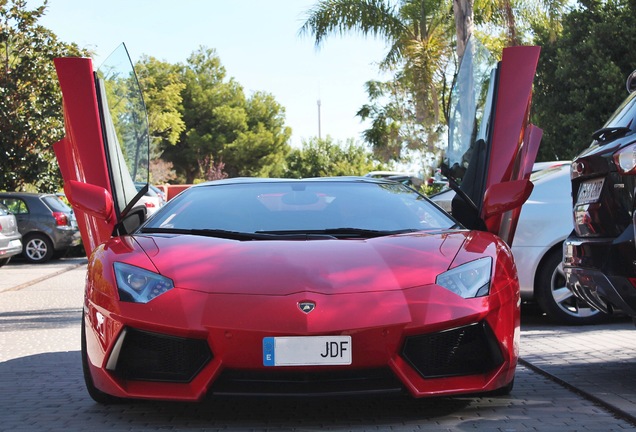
[132,231,468,295]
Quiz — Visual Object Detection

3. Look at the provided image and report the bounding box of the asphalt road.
[1,258,635,431]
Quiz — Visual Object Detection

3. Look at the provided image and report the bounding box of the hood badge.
[298,301,316,314]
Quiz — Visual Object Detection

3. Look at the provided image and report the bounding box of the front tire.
[535,249,605,325]
[488,378,514,396]
[23,233,54,263]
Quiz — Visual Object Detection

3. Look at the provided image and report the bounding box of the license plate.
[576,178,604,205]
[8,239,21,248]
[263,336,352,366]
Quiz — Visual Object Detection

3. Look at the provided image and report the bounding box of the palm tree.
[300,0,455,160]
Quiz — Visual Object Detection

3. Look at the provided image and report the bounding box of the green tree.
[285,136,385,178]
[0,0,87,191]
[161,47,291,183]
[135,56,185,150]
[301,0,567,168]
[161,47,246,183]
[300,0,455,162]
[135,56,185,183]
[532,0,636,161]
[223,91,292,177]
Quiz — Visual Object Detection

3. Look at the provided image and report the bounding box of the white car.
[134,183,166,218]
[431,162,604,324]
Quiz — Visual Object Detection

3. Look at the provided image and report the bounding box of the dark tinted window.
[145,181,456,233]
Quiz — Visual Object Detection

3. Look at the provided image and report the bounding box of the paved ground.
[1,258,636,431]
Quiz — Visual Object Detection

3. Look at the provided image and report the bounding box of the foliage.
[301,0,456,163]
[284,136,386,178]
[159,47,292,183]
[0,0,87,192]
[532,0,636,161]
[135,55,185,151]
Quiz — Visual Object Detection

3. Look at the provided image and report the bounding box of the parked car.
[431,161,604,324]
[0,203,22,267]
[364,171,425,188]
[0,192,81,263]
[134,182,166,217]
[564,69,636,320]
[53,40,540,402]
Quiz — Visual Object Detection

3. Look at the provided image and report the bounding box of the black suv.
[564,70,636,319]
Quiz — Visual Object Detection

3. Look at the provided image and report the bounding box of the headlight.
[114,262,174,303]
[435,257,492,298]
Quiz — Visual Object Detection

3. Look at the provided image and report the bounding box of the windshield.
[444,38,498,183]
[96,44,150,217]
[143,181,457,236]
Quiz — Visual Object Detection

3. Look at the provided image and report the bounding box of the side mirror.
[66,180,115,222]
[482,179,534,220]
[627,69,636,93]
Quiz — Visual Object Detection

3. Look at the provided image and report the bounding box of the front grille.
[401,322,504,379]
[111,328,212,382]
[208,368,403,396]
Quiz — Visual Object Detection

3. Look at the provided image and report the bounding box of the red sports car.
[53,38,541,403]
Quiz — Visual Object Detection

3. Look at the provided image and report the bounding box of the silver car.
[0,203,22,267]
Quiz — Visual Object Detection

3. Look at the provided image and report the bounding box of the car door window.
[0,198,28,215]
[95,44,149,217]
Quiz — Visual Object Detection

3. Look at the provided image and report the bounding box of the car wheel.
[81,313,122,404]
[22,233,54,263]
[0,257,10,267]
[535,249,606,325]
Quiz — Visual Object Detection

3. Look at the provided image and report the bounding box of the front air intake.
[110,327,212,382]
[401,322,504,378]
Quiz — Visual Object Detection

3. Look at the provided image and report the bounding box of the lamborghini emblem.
[298,301,316,314]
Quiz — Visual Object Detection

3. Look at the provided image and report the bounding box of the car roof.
[192,176,398,188]
[0,192,56,198]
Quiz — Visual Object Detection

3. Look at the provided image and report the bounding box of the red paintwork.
[81,229,519,400]
[52,43,540,402]
[483,45,542,244]
[53,57,116,256]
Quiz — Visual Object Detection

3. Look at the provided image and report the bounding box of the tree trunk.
[453,0,474,60]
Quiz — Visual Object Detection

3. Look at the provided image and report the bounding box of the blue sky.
[36,0,391,148]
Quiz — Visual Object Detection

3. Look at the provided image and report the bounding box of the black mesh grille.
[113,328,212,382]
[401,322,504,379]
[209,368,403,396]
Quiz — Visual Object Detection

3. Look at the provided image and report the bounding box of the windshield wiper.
[257,228,419,239]
[140,227,277,241]
[139,227,336,241]
[592,126,632,142]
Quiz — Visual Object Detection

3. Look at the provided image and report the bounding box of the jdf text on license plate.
[263,336,352,366]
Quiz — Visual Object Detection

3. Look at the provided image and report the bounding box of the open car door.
[53,44,150,256]
[442,37,542,246]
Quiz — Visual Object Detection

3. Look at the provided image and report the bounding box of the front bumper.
[85,282,520,401]
[83,284,519,401]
